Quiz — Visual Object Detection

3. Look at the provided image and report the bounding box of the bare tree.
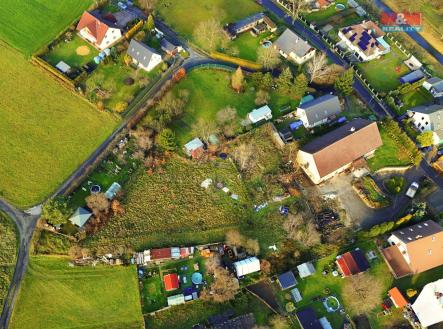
[216,106,238,137]
[306,52,328,83]
[233,142,256,172]
[257,47,281,70]
[191,118,218,143]
[283,213,320,247]
[86,193,110,216]
[193,19,225,51]
[231,66,244,92]
[138,0,157,14]
[255,89,270,105]
[201,267,239,303]
[205,255,221,274]
[226,230,244,247]
[342,273,385,314]
[244,238,260,255]
[288,0,307,22]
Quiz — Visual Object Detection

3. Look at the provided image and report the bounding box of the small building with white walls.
[234,257,260,277]
[248,105,272,124]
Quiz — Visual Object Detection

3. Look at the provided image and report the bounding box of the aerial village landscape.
[0,0,443,328]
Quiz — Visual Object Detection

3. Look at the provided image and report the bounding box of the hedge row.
[31,56,75,90]
[383,119,421,166]
[210,52,262,71]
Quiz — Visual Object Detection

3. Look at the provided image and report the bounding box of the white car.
[406,182,419,198]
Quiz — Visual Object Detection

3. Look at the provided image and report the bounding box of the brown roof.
[382,245,412,278]
[150,248,171,260]
[77,11,110,45]
[301,119,382,178]
[340,21,386,57]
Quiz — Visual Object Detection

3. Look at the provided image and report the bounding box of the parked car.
[406,182,419,198]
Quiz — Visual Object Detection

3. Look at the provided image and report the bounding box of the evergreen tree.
[292,73,308,100]
[334,68,354,96]
[231,67,244,92]
[260,72,274,91]
[145,14,155,32]
[158,128,177,151]
[276,67,293,95]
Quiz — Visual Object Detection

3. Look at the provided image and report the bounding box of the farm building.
[296,94,341,128]
[104,182,121,199]
[423,77,443,98]
[127,39,162,72]
[163,273,179,291]
[184,138,205,158]
[167,294,185,306]
[388,287,408,308]
[336,249,370,277]
[399,70,425,84]
[248,105,273,124]
[68,207,92,228]
[297,262,316,278]
[273,29,315,65]
[277,271,297,289]
[233,257,260,277]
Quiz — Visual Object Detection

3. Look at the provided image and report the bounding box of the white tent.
[234,257,260,277]
[412,279,443,327]
[297,262,316,278]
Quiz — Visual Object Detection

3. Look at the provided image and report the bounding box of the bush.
[114,101,128,113]
[384,176,406,195]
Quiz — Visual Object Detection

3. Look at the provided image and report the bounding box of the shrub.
[114,101,128,113]
[384,176,406,195]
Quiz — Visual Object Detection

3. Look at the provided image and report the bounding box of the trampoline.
[191,272,203,285]
[336,4,346,10]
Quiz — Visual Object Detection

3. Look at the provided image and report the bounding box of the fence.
[31,56,76,91]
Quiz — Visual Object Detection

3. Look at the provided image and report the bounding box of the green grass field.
[0,43,118,207]
[10,256,144,329]
[0,0,93,55]
[400,88,434,112]
[44,35,97,68]
[0,212,17,312]
[156,0,261,40]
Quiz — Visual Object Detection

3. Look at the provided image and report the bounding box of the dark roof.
[296,308,322,329]
[337,249,369,276]
[399,70,425,84]
[392,220,443,244]
[127,39,159,67]
[160,38,178,52]
[426,77,443,93]
[212,313,256,329]
[298,94,341,125]
[208,309,236,326]
[278,271,297,289]
[300,119,382,178]
[231,12,265,32]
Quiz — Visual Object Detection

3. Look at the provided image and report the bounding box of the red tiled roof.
[150,248,171,260]
[336,250,369,277]
[336,257,351,277]
[77,11,110,45]
[163,273,179,291]
[388,287,408,308]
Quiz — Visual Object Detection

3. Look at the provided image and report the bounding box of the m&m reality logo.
[380,12,423,32]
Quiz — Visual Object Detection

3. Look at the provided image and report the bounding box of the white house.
[248,105,272,124]
[273,28,315,65]
[297,119,382,184]
[412,279,443,328]
[338,21,390,62]
[127,39,162,72]
[296,94,341,128]
[423,77,443,98]
[407,104,443,145]
[77,11,122,50]
[233,257,260,277]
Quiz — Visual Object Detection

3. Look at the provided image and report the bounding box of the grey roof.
[399,70,425,84]
[68,207,92,228]
[298,94,341,125]
[231,12,265,32]
[184,138,204,152]
[127,39,159,67]
[105,182,121,199]
[409,104,443,131]
[160,38,178,52]
[392,220,443,244]
[213,313,256,329]
[274,28,313,58]
[426,77,443,93]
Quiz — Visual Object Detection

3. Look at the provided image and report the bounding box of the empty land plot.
[0,43,118,208]
[0,0,93,55]
[156,0,261,40]
[10,256,144,329]
[0,212,17,312]
[87,156,250,252]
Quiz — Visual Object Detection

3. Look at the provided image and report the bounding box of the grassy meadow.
[0,43,118,207]
[0,212,18,312]
[10,256,144,329]
[0,0,93,55]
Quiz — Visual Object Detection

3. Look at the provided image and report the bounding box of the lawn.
[0,212,18,312]
[86,156,251,252]
[44,34,98,69]
[304,0,348,23]
[367,126,412,172]
[343,93,373,120]
[400,88,434,112]
[156,0,261,41]
[356,42,409,92]
[228,31,273,62]
[0,43,118,208]
[0,0,93,56]
[10,256,144,329]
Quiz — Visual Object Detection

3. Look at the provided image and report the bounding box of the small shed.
[105,182,121,199]
[184,138,204,158]
[163,273,179,291]
[399,70,425,84]
[68,207,92,228]
[248,105,273,124]
[167,294,185,306]
[277,271,297,289]
[56,61,71,73]
[388,287,408,308]
[297,262,316,278]
[233,257,261,277]
[290,287,303,302]
[404,55,422,71]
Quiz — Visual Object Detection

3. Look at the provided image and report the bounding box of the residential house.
[277,271,297,289]
[160,38,183,55]
[382,220,443,278]
[184,137,205,158]
[412,279,443,327]
[164,273,179,291]
[68,207,92,228]
[225,13,277,39]
[423,77,443,98]
[273,28,316,65]
[407,104,443,145]
[127,39,162,72]
[399,70,425,84]
[297,261,316,278]
[233,257,260,277]
[338,21,390,62]
[297,119,383,184]
[388,287,408,308]
[296,94,341,128]
[77,11,123,50]
[336,249,370,277]
[248,105,273,124]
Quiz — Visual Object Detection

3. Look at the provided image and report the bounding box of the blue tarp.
[289,120,303,131]
[399,70,425,84]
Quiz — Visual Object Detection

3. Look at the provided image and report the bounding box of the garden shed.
[290,288,302,302]
[55,61,71,73]
[297,262,316,278]
[68,207,92,228]
[277,271,297,289]
[399,70,425,84]
[163,273,179,291]
[167,294,185,306]
[184,138,204,158]
[233,257,260,277]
